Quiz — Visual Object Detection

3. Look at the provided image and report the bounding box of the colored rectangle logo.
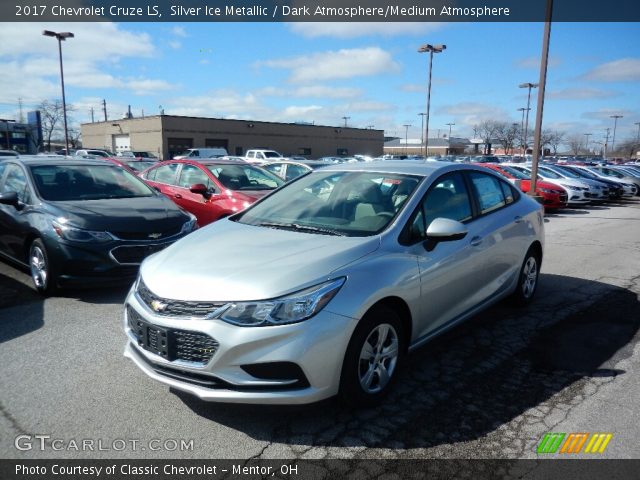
[538,432,612,454]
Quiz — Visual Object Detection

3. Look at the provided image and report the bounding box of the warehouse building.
[81,115,384,160]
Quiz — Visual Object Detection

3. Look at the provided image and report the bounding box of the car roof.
[318,160,467,177]
[7,157,120,167]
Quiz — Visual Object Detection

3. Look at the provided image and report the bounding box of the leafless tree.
[615,138,640,159]
[494,122,519,155]
[567,133,583,156]
[38,99,75,151]
[547,130,565,155]
[474,120,501,154]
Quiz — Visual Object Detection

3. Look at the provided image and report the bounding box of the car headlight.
[180,214,198,234]
[219,277,346,327]
[52,220,114,243]
[539,188,553,193]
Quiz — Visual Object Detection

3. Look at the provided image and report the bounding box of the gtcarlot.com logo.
[537,432,613,454]
[15,435,194,452]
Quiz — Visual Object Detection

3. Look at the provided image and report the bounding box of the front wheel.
[511,248,540,306]
[340,306,405,407]
[29,239,57,295]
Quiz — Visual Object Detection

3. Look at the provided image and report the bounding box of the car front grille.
[127,306,219,364]
[112,228,181,241]
[136,279,226,318]
[110,243,172,265]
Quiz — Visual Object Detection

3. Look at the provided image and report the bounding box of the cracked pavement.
[0,199,639,461]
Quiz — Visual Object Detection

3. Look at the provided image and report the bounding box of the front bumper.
[45,236,181,287]
[123,289,356,404]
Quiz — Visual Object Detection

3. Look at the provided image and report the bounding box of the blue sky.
[0,21,638,148]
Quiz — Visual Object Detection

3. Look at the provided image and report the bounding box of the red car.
[140,159,284,226]
[481,164,568,210]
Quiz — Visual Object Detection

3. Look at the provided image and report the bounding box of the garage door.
[113,134,130,154]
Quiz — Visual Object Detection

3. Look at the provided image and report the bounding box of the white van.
[173,147,228,160]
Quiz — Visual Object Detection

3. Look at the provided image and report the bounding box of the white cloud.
[437,102,510,129]
[580,109,632,120]
[0,22,175,101]
[282,105,323,118]
[171,26,188,38]
[168,41,182,50]
[258,47,400,83]
[289,22,445,39]
[583,58,640,82]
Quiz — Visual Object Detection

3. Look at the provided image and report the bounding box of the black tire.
[29,239,58,295]
[339,305,405,407]
[510,247,540,306]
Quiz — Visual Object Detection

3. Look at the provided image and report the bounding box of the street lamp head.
[42,30,74,40]
[418,44,446,53]
[519,82,539,89]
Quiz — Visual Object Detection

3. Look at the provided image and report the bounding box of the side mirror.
[189,183,212,199]
[0,191,21,209]
[424,217,468,251]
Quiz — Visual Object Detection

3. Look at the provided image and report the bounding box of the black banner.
[3,0,640,22]
[2,459,640,480]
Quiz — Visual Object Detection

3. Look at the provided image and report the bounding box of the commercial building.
[383,137,469,156]
[0,112,42,154]
[81,115,384,160]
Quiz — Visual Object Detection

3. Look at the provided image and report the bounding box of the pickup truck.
[244,149,288,164]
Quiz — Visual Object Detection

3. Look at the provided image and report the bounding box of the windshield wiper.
[257,221,345,236]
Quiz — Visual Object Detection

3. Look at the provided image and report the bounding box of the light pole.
[342,116,350,128]
[418,43,446,157]
[529,0,553,197]
[519,82,538,155]
[403,124,411,155]
[517,107,528,155]
[604,127,611,160]
[418,113,427,156]
[43,30,74,155]
[610,115,623,155]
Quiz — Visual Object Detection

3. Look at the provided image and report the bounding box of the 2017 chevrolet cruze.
[124,162,544,406]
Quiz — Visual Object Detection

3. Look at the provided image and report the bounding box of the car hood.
[140,219,380,301]
[45,195,188,232]
[539,177,588,188]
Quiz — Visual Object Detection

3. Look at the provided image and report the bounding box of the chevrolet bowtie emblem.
[150,299,168,312]
[148,233,162,239]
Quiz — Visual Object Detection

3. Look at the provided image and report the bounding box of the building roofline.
[81,114,383,132]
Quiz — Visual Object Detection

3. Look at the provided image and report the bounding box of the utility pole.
[610,114,623,154]
[102,99,108,121]
[342,116,350,127]
[90,107,94,123]
[584,133,592,154]
[604,128,610,160]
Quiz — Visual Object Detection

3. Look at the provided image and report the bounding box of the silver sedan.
[123,162,544,406]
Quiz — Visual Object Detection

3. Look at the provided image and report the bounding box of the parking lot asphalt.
[0,199,639,460]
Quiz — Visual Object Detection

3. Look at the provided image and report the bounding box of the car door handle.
[514,216,523,224]
[470,236,483,246]
[174,193,182,199]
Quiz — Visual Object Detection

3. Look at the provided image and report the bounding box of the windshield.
[538,167,563,179]
[549,166,580,179]
[235,170,421,237]
[498,165,529,180]
[206,164,284,190]
[563,166,596,179]
[263,151,283,158]
[30,164,155,201]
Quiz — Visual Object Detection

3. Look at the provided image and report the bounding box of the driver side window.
[407,172,472,242]
[2,165,31,204]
